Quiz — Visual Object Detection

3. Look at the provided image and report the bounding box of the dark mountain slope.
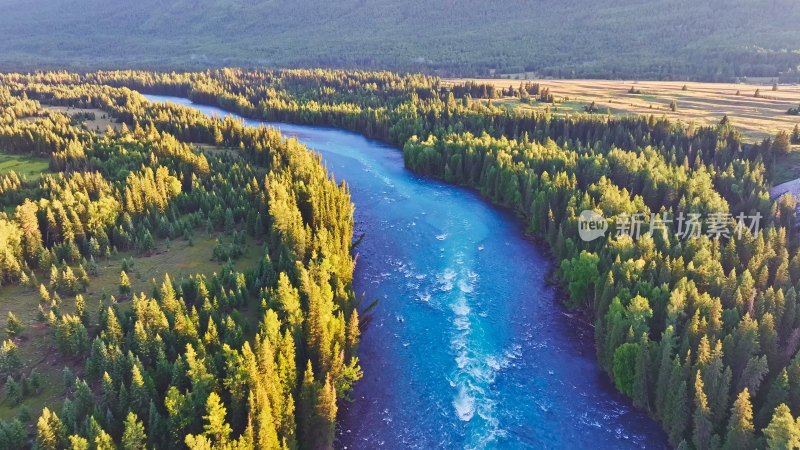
[1,0,799,79]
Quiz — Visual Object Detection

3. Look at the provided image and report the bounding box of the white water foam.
[452,301,471,316]
[458,279,474,293]
[438,268,457,292]
[445,267,510,447]
[453,386,476,421]
[456,352,471,369]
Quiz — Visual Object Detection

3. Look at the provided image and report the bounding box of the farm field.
[451,78,800,142]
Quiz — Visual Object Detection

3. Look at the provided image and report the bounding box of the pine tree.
[254,397,280,450]
[60,399,77,437]
[16,199,42,266]
[792,124,800,145]
[669,380,690,447]
[184,434,212,449]
[36,407,66,450]
[76,264,89,291]
[119,270,132,296]
[74,379,92,418]
[140,230,154,253]
[759,369,791,428]
[224,208,235,232]
[711,365,733,431]
[117,382,129,420]
[121,412,147,450]
[737,355,769,397]
[95,428,115,450]
[132,321,148,356]
[68,435,89,450]
[39,284,50,305]
[655,327,676,418]
[693,372,713,450]
[101,372,115,409]
[346,309,360,358]
[276,272,302,332]
[299,360,317,446]
[203,319,220,349]
[774,130,792,155]
[764,404,800,449]
[102,307,123,347]
[147,400,167,449]
[612,343,639,396]
[202,392,232,447]
[160,273,179,315]
[62,366,74,392]
[632,333,650,410]
[75,294,89,327]
[5,375,20,405]
[165,386,191,446]
[18,405,32,423]
[316,374,337,448]
[724,389,755,450]
[0,340,22,378]
[0,418,26,448]
[4,312,22,337]
[254,212,264,238]
[129,365,149,418]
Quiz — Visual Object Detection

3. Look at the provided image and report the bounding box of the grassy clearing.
[41,106,122,135]
[554,100,595,115]
[0,152,49,180]
[194,143,241,159]
[85,231,262,304]
[0,228,263,422]
[773,146,800,185]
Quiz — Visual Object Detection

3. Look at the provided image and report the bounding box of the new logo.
[578,210,608,241]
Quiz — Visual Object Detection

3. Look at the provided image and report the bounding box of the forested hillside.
[49,68,800,448]
[0,0,800,80]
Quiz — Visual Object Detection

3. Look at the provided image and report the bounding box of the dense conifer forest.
[1,69,800,448]
[0,74,361,448]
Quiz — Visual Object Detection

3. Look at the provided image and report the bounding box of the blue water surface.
[144,94,668,449]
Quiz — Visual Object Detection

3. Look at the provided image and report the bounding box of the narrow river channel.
[145,94,668,449]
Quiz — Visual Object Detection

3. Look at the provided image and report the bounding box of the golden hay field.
[448,78,800,142]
